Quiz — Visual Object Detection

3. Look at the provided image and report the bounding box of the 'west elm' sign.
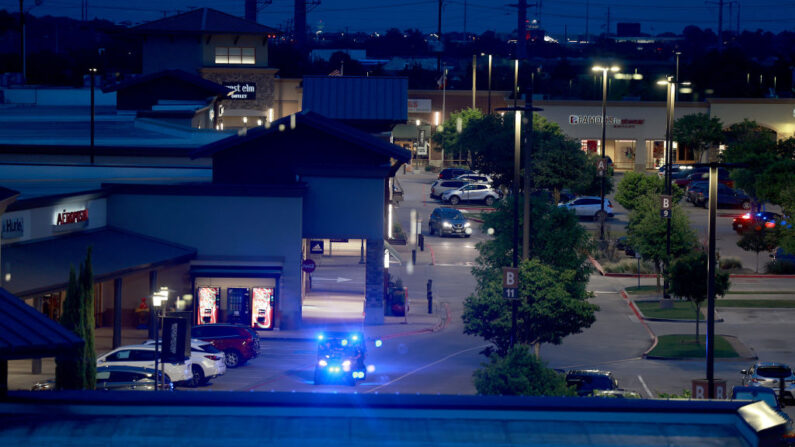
[224,82,256,100]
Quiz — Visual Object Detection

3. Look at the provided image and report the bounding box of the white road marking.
[365,344,490,393]
[638,375,654,398]
[627,315,639,323]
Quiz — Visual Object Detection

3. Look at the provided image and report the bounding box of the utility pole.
[606,7,610,37]
[18,0,25,85]
[437,0,443,73]
[294,0,306,50]
[585,0,589,42]
[517,0,527,59]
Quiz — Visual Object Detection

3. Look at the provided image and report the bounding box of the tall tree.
[615,171,683,212]
[463,258,598,356]
[474,345,575,396]
[669,250,730,342]
[431,107,484,165]
[737,228,778,272]
[721,119,778,206]
[54,247,95,390]
[628,193,697,290]
[672,113,724,163]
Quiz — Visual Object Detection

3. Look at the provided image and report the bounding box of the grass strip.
[624,286,659,295]
[635,301,703,320]
[716,299,795,308]
[647,334,738,359]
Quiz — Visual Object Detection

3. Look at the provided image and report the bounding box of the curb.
[631,299,724,323]
[588,256,605,276]
[620,289,658,356]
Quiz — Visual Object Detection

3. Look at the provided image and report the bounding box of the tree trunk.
[552,188,560,205]
[533,342,540,358]
[756,251,759,273]
[695,303,700,345]
[655,262,661,293]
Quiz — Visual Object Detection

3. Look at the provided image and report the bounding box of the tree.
[628,194,697,290]
[669,250,730,342]
[472,195,593,292]
[55,247,95,390]
[672,113,724,163]
[463,258,598,356]
[737,228,778,272]
[614,171,683,211]
[721,120,778,205]
[473,345,575,396]
[431,108,484,164]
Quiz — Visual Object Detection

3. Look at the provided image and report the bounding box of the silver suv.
[441,183,501,206]
[740,362,795,400]
[430,179,470,200]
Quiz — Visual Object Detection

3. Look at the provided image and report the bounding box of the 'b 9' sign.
[502,267,519,300]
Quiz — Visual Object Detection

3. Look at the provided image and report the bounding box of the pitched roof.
[192,110,411,163]
[0,287,84,360]
[302,76,408,123]
[103,70,232,96]
[131,8,281,35]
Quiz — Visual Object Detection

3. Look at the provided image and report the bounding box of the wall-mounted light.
[242,116,248,125]
[257,119,263,126]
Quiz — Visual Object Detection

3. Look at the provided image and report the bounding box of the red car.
[191,324,259,368]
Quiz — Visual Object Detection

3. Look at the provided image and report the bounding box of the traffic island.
[634,300,705,322]
[645,334,752,360]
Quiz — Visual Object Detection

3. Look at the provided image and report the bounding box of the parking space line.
[638,374,654,398]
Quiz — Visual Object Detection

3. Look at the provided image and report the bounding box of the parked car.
[732,212,782,234]
[455,173,492,184]
[685,181,708,203]
[675,167,734,189]
[559,196,614,221]
[772,248,795,264]
[428,207,472,237]
[438,167,473,180]
[558,189,576,204]
[143,338,226,386]
[191,323,259,368]
[657,164,693,179]
[430,179,470,200]
[441,183,501,206]
[740,362,795,401]
[96,344,193,386]
[32,365,174,391]
[693,184,751,209]
[565,370,621,396]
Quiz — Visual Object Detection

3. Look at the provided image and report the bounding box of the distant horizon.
[2,0,794,39]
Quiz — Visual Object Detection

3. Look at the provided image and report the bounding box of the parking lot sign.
[660,194,672,219]
[502,267,519,300]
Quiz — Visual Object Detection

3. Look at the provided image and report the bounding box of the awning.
[1,228,196,297]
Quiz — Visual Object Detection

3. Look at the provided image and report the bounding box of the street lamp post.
[472,54,477,109]
[482,53,493,114]
[152,288,169,391]
[592,65,620,244]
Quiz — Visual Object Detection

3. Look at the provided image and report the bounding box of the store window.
[580,140,600,154]
[215,47,255,65]
[614,140,636,170]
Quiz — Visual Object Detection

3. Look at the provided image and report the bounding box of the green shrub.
[719,257,743,270]
[765,260,795,274]
[603,259,656,274]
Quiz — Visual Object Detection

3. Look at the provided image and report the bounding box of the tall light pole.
[472,54,477,109]
[592,65,619,243]
[658,76,690,301]
[152,288,168,391]
[482,53,493,114]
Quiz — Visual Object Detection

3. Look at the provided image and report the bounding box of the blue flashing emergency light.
[375,339,383,348]
[318,334,324,341]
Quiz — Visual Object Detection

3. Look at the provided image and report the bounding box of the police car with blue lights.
[314,332,378,386]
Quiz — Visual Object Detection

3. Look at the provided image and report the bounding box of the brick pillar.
[364,238,385,325]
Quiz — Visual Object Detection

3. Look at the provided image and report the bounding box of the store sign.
[569,115,645,128]
[2,216,23,239]
[224,81,256,100]
[408,99,432,113]
[52,206,89,232]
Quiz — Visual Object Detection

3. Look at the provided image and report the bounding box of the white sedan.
[97,344,193,386]
[143,339,226,386]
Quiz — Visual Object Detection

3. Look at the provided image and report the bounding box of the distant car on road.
[559,196,614,221]
[740,362,795,401]
[693,184,751,209]
[565,370,621,396]
[732,212,782,234]
[430,179,470,200]
[441,183,501,206]
[438,167,473,180]
[429,207,472,237]
[657,164,693,178]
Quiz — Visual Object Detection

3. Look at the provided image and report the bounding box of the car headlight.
[443,222,452,228]
[318,359,327,367]
[343,360,351,371]
[464,222,471,227]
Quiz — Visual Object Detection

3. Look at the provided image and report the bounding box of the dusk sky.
[2,0,795,37]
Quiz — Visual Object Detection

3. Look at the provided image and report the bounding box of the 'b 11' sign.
[502,267,519,300]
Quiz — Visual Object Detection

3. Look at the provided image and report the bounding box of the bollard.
[412,249,417,265]
[426,279,433,314]
[419,234,424,251]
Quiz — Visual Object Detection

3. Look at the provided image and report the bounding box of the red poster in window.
[197,287,220,325]
[251,287,274,329]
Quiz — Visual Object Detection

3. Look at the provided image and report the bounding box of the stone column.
[364,238,385,325]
